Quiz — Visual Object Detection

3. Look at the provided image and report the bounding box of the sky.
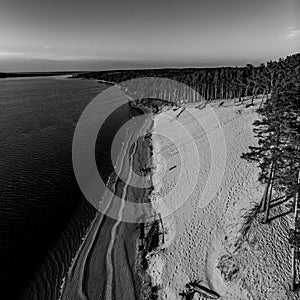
[0,0,299,71]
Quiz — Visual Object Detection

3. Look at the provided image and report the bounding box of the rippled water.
[0,77,142,299]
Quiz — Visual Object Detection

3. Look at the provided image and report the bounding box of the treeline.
[74,54,299,102]
[0,71,75,78]
[242,54,300,195]
[0,72,15,78]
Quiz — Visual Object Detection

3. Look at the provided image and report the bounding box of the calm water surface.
[0,77,142,299]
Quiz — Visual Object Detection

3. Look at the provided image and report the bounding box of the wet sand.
[61,111,153,300]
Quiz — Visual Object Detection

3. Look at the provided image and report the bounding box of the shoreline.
[60,99,155,299]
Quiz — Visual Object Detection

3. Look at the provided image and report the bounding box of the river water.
[0,77,143,299]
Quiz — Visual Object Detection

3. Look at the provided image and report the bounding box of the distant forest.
[74,54,300,104]
[0,71,75,78]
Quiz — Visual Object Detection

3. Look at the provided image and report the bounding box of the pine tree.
[242,54,300,195]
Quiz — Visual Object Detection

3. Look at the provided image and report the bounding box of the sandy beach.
[148,99,300,299]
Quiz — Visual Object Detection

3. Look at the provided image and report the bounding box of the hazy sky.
[0,0,299,71]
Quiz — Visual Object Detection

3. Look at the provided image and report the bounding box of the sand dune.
[148,99,299,299]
